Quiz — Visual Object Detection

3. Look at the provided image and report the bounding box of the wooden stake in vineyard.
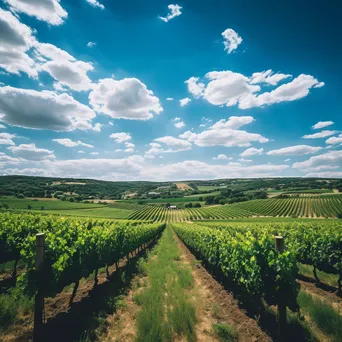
[33,233,45,342]
[275,236,286,340]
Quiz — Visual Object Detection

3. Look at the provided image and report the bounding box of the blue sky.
[0,0,341,181]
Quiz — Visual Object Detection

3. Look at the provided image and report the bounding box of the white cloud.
[211,116,255,130]
[221,28,242,54]
[326,134,342,145]
[213,154,232,160]
[239,74,323,109]
[0,124,6,129]
[146,136,191,156]
[179,116,268,148]
[250,70,292,86]
[284,158,291,162]
[179,97,191,106]
[0,152,23,167]
[0,86,96,131]
[174,121,185,128]
[52,138,94,148]
[185,77,205,98]
[314,82,325,88]
[187,70,323,110]
[42,60,94,91]
[86,0,104,9]
[109,121,114,126]
[240,147,264,157]
[0,9,38,77]
[292,151,342,170]
[166,97,174,101]
[8,143,55,161]
[87,41,96,48]
[34,42,75,62]
[4,0,67,25]
[110,132,132,143]
[78,150,85,154]
[173,117,181,121]
[89,78,163,120]
[312,121,334,130]
[0,132,17,145]
[304,171,342,178]
[302,130,337,139]
[238,158,252,163]
[155,136,191,150]
[90,152,99,155]
[267,145,322,156]
[213,154,232,161]
[159,4,182,22]
[92,123,102,132]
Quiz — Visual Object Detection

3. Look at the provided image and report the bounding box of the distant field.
[185,191,222,198]
[196,185,226,191]
[0,197,104,210]
[175,182,193,190]
[126,197,202,204]
[231,195,342,218]
[32,207,132,219]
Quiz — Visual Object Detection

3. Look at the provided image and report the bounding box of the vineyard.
[0,212,164,297]
[195,220,342,293]
[124,195,342,222]
[231,195,342,218]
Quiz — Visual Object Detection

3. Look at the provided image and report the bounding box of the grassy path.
[102,225,271,342]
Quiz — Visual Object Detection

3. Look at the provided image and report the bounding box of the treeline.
[0,176,169,199]
[204,189,267,205]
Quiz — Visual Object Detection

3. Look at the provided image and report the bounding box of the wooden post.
[33,233,45,342]
[275,236,286,340]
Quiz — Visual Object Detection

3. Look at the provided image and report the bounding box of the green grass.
[298,290,342,342]
[212,323,237,342]
[298,264,339,288]
[185,191,222,199]
[197,185,226,191]
[135,225,197,342]
[0,196,104,210]
[34,207,132,219]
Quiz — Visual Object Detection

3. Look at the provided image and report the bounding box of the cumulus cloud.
[0,9,38,77]
[179,116,268,147]
[4,0,67,25]
[42,60,94,91]
[185,70,323,110]
[89,78,163,120]
[292,150,342,170]
[0,86,96,131]
[302,130,338,139]
[52,138,94,148]
[145,137,191,156]
[0,133,17,145]
[166,97,174,101]
[34,42,75,62]
[87,41,96,48]
[86,0,104,9]
[179,97,191,106]
[240,147,264,157]
[250,70,292,86]
[267,145,322,156]
[110,132,132,143]
[185,77,205,98]
[221,28,242,54]
[326,134,342,145]
[174,121,185,128]
[238,158,252,163]
[90,152,99,155]
[304,171,342,178]
[8,143,55,161]
[312,121,334,130]
[0,152,23,167]
[159,4,182,22]
[213,154,232,160]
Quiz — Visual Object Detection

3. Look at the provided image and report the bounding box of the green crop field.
[231,195,342,218]
[0,197,105,210]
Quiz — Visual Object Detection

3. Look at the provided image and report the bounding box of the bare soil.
[175,183,193,191]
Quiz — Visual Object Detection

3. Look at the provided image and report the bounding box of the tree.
[193,203,201,208]
[185,202,193,208]
[27,205,32,210]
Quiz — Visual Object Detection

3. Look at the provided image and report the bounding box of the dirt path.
[174,232,271,342]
